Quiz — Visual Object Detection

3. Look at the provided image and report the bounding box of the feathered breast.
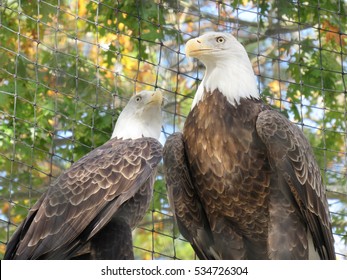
[183,89,271,236]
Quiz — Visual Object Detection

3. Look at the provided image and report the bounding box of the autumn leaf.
[322,20,346,46]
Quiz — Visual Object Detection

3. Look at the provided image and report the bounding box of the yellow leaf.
[48,119,55,126]
[47,90,55,96]
[78,0,88,17]
[268,80,280,94]
[118,22,125,31]
[0,244,6,256]
[1,202,10,214]
[13,214,24,224]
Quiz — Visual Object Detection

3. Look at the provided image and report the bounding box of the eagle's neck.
[191,56,259,109]
[112,120,160,140]
[111,109,162,140]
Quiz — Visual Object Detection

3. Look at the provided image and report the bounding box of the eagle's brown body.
[164,90,335,259]
[5,90,163,260]
[5,137,162,260]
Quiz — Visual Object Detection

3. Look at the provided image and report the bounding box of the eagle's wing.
[5,137,162,259]
[256,110,335,259]
[163,132,218,260]
[72,217,135,260]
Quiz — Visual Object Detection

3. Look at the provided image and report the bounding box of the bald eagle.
[5,90,163,260]
[163,32,335,260]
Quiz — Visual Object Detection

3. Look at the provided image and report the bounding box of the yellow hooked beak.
[146,90,163,107]
[185,37,213,57]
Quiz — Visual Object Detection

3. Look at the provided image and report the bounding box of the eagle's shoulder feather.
[256,110,335,259]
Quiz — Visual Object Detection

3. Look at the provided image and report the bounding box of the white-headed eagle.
[5,90,163,260]
[163,32,335,260]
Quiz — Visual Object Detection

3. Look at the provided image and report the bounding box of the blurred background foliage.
[0,0,346,259]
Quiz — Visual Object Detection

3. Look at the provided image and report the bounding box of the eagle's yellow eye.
[135,96,142,102]
[216,36,225,43]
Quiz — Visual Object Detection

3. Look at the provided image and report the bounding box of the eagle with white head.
[5,90,163,260]
[163,32,335,260]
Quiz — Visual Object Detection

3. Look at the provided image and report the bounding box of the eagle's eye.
[216,36,225,43]
[135,96,142,102]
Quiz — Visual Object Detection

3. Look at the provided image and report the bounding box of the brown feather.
[163,132,219,259]
[4,137,162,260]
[257,110,335,259]
[164,89,335,259]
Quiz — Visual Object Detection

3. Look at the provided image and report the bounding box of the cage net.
[0,0,346,260]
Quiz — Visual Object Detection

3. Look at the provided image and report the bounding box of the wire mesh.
[0,0,346,260]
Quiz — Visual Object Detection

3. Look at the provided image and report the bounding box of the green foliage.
[85,0,175,62]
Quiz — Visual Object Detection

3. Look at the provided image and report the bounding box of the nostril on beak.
[197,40,201,43]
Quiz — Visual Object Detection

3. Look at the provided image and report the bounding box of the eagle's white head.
[112,90,163,140]
[185,32,259,108]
